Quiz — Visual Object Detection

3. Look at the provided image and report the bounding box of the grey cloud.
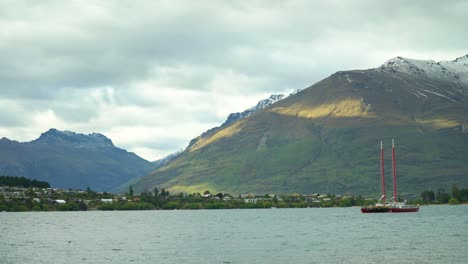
[139,138,190,152]
[0,109,26,127]
[2,0,466,97]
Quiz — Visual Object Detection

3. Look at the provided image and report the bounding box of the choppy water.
[1,205,467,264]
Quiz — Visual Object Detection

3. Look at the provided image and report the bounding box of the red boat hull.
[389,207,419,213]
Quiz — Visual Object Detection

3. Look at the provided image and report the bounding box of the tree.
[338,198,353,207]
[420,190,435,203]
[436,188,450,203]
[448,198,461,205]
[272,196,278,203]
[452,184,461,201]
[129,185,134,197]
[204,190,211,195]
[153,187,159,197]
[460,188,468,202]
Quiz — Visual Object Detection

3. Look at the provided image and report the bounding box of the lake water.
[1,205,467,264]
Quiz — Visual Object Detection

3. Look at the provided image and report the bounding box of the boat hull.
[360,206,390,213]
[389,207,419,213]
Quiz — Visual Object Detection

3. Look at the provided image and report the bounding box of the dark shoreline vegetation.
[0,176,50,188]
[1,176,467,212]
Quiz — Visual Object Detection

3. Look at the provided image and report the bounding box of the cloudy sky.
[1,0,467,160]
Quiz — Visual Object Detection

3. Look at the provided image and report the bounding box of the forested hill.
[0,176,50,188]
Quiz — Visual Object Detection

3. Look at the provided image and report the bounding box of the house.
[101,198,113,203]
[274,195,284,202]
[244,198,257,203]
[223,196,231,202]
[54,199,66,204]
[202,193,211,198]
[32,198,41,203]
[116,196,127,201]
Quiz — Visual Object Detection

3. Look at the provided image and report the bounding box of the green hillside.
[133,67,468,196]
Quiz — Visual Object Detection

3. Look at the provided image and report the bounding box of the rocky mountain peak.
[378,55,468,85]
[36,128,114,147]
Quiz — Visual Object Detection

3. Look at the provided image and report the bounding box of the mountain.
[132,55,468,196]
[152,150,183,167]
[188,91,299,148]
[115,93,295,193]
[222,94,287,127]
[0,129,155,191]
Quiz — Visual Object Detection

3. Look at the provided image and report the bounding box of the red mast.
[392,139,397,203]
[381,140,386,204]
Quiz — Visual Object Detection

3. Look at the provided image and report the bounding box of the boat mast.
[381,140,386,204]
[392,139,397,203]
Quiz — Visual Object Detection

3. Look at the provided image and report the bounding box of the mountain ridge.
[132,55,468,196]
[188,90,301,148]
[0,129,155,191]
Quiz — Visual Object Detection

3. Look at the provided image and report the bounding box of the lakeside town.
[1,176,466,212]
[0,184,369,211]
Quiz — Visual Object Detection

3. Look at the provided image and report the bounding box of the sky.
[1,0,467,161]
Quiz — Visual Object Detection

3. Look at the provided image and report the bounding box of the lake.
[1,205,467,263]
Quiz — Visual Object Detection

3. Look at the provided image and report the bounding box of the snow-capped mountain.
[133,54,468,195]
[222,90,303,127]
[379,55,468,86]
[221,94,286,127]
[188,90,300,148]
[440,55,468,85]
[376,55,468,103]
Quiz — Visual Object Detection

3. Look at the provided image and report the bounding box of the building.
[244,198,257,203]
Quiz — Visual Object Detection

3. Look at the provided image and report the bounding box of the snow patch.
[420,89,457,102]
[379,55,468,86]
[345,74,353,83]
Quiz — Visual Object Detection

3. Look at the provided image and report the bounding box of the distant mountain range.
[132,55,468,196]
[0,129,155,191]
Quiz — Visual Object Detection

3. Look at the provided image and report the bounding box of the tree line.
[420,184,468,205]
[0,176,50,188]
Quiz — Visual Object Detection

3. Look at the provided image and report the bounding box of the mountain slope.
[133,55,468,196]
[0,129,155,191]
[152,150,183,167]
[187,93,296,149]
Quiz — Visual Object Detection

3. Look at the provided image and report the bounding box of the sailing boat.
[361,140,419,213]
[361,141,390,213]
[389,139,419,213]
